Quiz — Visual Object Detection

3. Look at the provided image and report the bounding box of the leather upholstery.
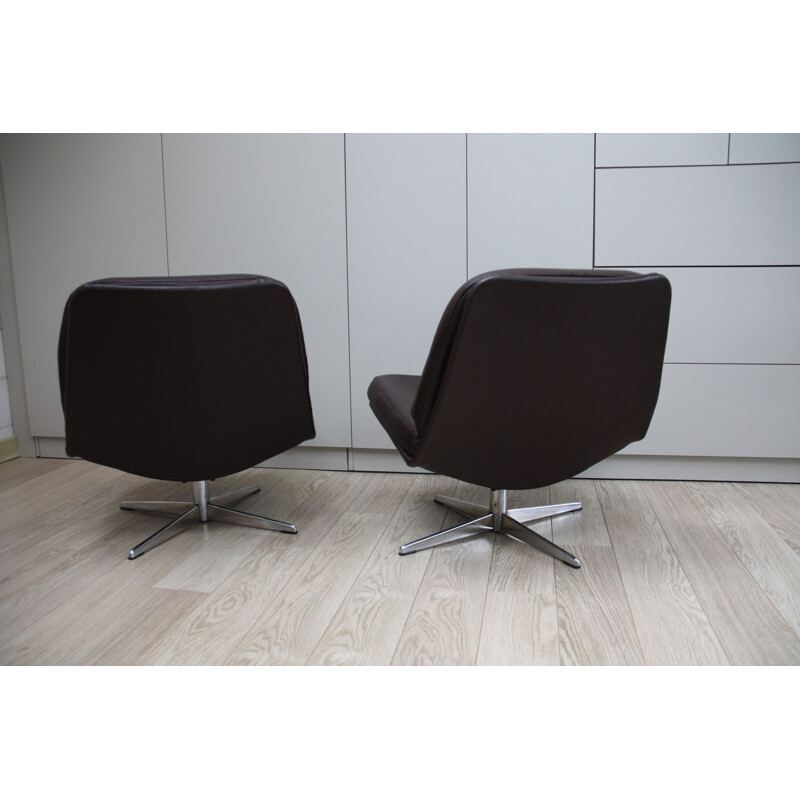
[368,268,671,490]
[367,374,421,459]
[59,274,315,482]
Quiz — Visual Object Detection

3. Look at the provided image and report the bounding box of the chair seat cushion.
[367,374,422,461]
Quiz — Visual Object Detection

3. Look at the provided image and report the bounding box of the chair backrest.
[411,268,671,489]
[58,274,315,482]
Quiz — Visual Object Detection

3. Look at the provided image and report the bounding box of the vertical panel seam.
[592,133,597,269]
[343,133,355,460]
[465,133,469,280]
[160,134,171,276]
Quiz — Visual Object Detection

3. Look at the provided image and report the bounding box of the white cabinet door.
[346,134,467,449]
[0,134,168,436]
[595,163,800,266]
[729,134,800,164]
[467,133,594,274]
[623,364,800,458]
[655,267,800,365]
[161,134,351,448]
[596,133,728,167]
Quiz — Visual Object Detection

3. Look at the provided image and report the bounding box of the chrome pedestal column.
[399,489,582,568]
[122,480,296,560]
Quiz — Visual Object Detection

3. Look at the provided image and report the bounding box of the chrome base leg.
[128,505,200,559]
[501,513,581,569]
[399,514,492,555]
[399,488,582,568]
[121,499,195,516]
[208,503,297,533]
[124,480,297,560]
[433,494,490,519]
[508,501,582,524]
[209,484,261,506]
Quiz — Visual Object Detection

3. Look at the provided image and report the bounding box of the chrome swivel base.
[399,489,582,568]
[122,480,297,560]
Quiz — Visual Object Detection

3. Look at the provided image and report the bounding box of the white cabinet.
[623,365,800,458]
[2,132,798,479]
[467,133,594,274]
[729,134,800,164]
[595,163,800,266]
[596,134,728,167]
[654,267,800,365]
[0,134,168,436]
[345,134,467,450]
[161,134,350,448]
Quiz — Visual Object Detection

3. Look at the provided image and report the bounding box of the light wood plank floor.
[2,457,799,666]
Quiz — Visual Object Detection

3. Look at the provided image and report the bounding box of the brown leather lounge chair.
[368,268,671,568]
[58,274,315,559]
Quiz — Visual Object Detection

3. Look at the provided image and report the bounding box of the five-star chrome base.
[122,480,297,559]
[399,489,582,568]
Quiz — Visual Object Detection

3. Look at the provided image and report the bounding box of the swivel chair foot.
[124,480,297,560]
[399,490,582,568]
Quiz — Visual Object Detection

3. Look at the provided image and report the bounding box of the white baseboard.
[27,437,800,483]
[0,436,19,463]
[350,448,431,474]
[258,446,349,471]
[579,455,800,483]
[36,437,74,458]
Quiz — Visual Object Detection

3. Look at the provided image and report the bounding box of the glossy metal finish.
[207,484,260,506]
[120,499,194,516]
[123,479,297,560]
[400,489,583,567]
[128,505,200,560]
[509,501,583,523]
[208,504,297,533]
[399,514,493,555]
[192,480,211,521]
[433,495,488,518]
[500,513,582,568]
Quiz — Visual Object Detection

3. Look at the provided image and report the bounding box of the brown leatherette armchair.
[58,274,315,559]
[368,268,671,568]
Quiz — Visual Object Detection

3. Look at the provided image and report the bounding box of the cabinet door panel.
[0,134,168,436]
[729,133,800,164]
[162,134,350,448]
[596,163,800,266]
[623,364,800,457]
[651,267,800,365]
[596,133,728,167]
[467,133,594,274]
[346,134,467,449]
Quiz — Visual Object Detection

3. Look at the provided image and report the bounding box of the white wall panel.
[652,267,800,364]
[622,364,800,458]
[596,163,800,266]
[0,134,168,437]
[162,134,351,448]
[346,134,467,448]
[729,133,800,164]
[596,133,728,167]
[467,133,594,275]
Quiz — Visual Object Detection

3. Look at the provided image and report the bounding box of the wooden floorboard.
[138,471,376,665]
[307,474,455,666]
[391,482,494,666]
[2,457,799,666]
[597,480,729,665]
[477,486,559,666]
[643,481,800,665]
